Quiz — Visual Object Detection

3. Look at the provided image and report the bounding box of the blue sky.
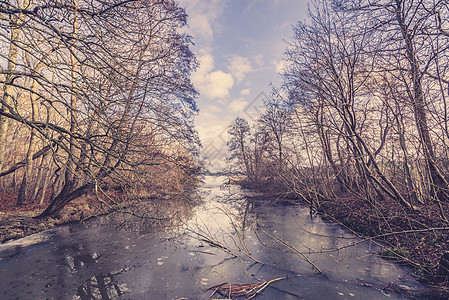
[178,0,309,169]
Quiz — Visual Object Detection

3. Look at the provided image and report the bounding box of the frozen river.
[0,176,435,299]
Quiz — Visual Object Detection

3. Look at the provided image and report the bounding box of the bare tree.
[282,0,413,208]
[258,95,290,169]
[0,0,200,217]
[336,0,449,203]
[227,117,252,179]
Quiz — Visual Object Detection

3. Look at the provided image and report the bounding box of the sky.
[178,0,309,170]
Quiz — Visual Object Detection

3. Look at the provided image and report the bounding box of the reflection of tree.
[66,252,128,300]
[66,251,101,271]
[75,271,126,300]
[107,193,199,235]
[222,193,260,231]
[241,200,253,231]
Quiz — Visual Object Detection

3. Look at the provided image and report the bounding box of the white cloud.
[196,111,230,134]
[195,109,235,171]
[192,53,234,100]
[198,71,234,100]
[207,105,223,113]
[189,14,213,41]
[253,54,265,68]
[272,59,287,73]
[228,98,249,112]
[227,55,253,83]
[179,0,229,44]
[240,88,251,96]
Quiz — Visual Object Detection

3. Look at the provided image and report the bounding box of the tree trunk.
[62,0,80,199]
[395,0,449,201]
[17,83,39,205]
[35,183,94,218]
[17,51,51,205]
[38,157,53,205]
[32,152,48,202]
[0,1,29,171]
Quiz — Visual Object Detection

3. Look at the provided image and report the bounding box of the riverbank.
[0,191,113,243]
[242,180,449,294]
[0,189,196,243]
[318,195,449,282]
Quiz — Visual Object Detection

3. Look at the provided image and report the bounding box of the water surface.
[0,176,432,299]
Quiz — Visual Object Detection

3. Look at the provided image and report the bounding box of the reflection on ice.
[74,271,128,300]
[71,251,129,300]
[0,176,436,299]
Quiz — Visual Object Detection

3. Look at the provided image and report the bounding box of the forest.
[227,0,449,284]
[0,0,201,222]
[2,0,449,294]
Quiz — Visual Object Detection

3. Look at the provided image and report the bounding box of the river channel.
[0,176,438,299]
